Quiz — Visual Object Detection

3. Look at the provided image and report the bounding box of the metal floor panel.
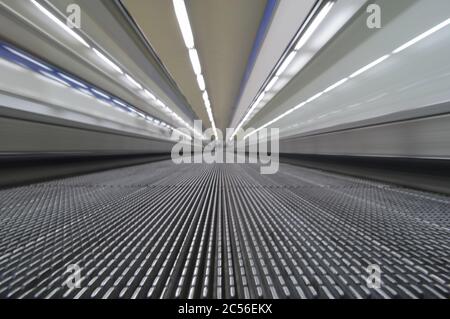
[0,161,449,299]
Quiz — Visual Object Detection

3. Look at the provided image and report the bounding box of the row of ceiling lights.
[2,42,175,132]
[172,0,218,140]
[229,1,335,141]
[244,16,450,140]
[30,0,203,140]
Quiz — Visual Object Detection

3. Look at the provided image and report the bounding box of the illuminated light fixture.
[265,76,279,92]
[31,0,90,48]
[393,18,450,54]
[293,101,307,111]
[245,54,389,139]
[91,88,110,99]
[197,74,206,91]
[241,11,438,142]
[124,74,143,89]
[230,92,266,140]
[126,107,138,115]
[113,99,127,107]
[189,49,202,75]
[143,89,156,100]
[295,1,334,51]
[172,0,217,138]
[136,111,146,119]
[173,0,195,49]
[254,92,266,107]
[276,51,297,77]
[156,99,166,108]
[202,91,209,103]
[7,35,186,134]
[231,2,335,141]
[323,77,348,93]
[243,92,265,122]
[5,46,53,71]
[58,73,88,88]
[349,54,390,78]
[92,48,122,74]
[39,71,70,87]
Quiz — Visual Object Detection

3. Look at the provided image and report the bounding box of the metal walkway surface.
[0,160,449,299]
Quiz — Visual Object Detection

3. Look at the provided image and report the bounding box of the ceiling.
[122,0,268,131]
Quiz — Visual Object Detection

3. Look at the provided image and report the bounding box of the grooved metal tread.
[0,160,449,299]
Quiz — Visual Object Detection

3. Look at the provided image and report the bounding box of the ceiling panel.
[122,0,267,131]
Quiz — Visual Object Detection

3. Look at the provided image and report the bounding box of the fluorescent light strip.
[136,111,146,118]
[254,92,266,107]
[293,101,307,111]
[30,0,213,138]
[393,18,450,54]
[189,49,202,75]
[91,88,110,99]
[202,91,209,103]
[58,73,88,88]
[80,44,192,131]
[243,16,450,140]
[5,46,53,71]
[93,47,180,129]
[144,89,156,100]
[323,77,348,93]
[197,74,206,91]
[232,2,335,141]
[244,54,389,140]
[113,99,127,107]
[276,51,297,77]
[24,35,186,132]
[92,48,123,74]
[173,0,195,49]
[126,107,137,115]
[241,92,265,126]
[306,91,324,103]
[156,99,167,108]
[265,76,279,92]
[93,39,192,132]
[349,54,390,78]
[124,74,143,89]
[230,92,266,139]
[31,0,90,48]
[295,1,334,51]
[172,0,217,138]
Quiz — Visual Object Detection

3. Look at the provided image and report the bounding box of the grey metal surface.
[279,112,450,159]
[0,161,449,299]
[0,114,174,153]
